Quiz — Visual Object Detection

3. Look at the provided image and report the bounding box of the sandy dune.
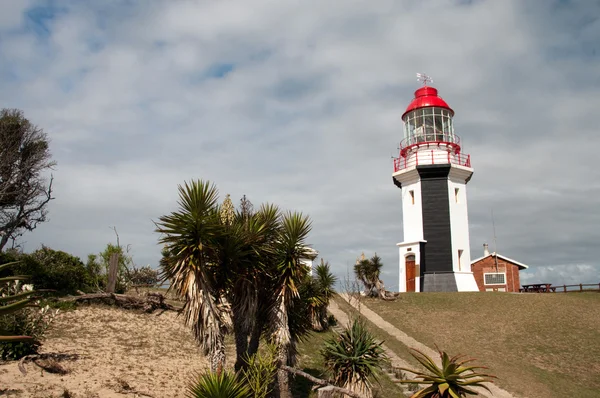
[0,305,224,397]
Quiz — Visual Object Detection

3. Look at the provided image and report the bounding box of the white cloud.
[1,0,599,289]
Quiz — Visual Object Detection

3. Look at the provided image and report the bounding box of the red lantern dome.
[402,86,454,119]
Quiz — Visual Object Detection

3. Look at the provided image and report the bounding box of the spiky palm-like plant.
[354,254,386,298]
[187,370,251,398]
[155,180,232,373]
[246,203,282,361]
[398,348,496,398]
[313,259,337,331]
[321,318,388,398]
[269,211,313,398]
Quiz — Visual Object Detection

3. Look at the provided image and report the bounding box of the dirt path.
[334,293,516,398]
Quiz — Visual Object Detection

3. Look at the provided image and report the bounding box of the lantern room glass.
[403,107,456,145]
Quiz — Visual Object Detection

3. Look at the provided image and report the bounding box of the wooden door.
[406,255,416,292]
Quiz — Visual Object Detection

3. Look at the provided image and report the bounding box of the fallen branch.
[60,292,182,313]
[281,365,368,398]
[18,352,80,375]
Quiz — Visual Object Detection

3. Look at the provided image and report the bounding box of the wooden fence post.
[107,253,119,293]
[580,283,583,292]
[563,285,566,292]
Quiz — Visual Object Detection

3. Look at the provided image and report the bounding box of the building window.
[458,249,463,271]
[484,273,506,285]
[409,190,415,205]
[454,188,459,203]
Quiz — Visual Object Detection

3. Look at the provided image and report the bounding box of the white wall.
[448,165,478,291]
[401,178,424,243]
[454,272,479,291]
[448,166,473,273]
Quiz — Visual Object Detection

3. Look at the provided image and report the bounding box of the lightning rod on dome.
[416,72,433,86]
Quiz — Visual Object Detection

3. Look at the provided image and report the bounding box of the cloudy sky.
[1,0,599,289]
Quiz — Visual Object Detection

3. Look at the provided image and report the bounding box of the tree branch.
[280,365,368,398]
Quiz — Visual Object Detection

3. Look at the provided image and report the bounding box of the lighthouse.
[393,74,479,292]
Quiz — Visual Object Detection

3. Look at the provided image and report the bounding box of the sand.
[0,305,220,397]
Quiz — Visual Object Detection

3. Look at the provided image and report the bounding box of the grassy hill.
[335,292,600,398]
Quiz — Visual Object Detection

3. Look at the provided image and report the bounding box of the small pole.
[580,283,583,292]
[563,285,566,292]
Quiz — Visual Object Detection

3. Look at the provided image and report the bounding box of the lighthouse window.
[404,108,455,145]
[409,190,415,205]
[454,188,460,203]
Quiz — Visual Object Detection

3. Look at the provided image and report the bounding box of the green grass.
[343,292,600,398]
[294,328,407,397]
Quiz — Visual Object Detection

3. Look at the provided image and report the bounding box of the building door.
[406,254,416,292]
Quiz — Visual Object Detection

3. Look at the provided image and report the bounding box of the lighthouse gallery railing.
[394,150,471,172]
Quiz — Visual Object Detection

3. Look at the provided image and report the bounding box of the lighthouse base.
[422,272,479,292]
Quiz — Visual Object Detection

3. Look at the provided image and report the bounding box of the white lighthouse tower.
[393,75,479,292]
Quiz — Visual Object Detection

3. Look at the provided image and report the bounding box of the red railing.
[393,150,471,172]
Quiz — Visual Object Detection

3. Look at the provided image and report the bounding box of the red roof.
[402,86,454,119]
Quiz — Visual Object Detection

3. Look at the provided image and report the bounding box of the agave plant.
[398,348,496,398]
[321,318,388,398]
[0,261,37,343]
[187,370,251,398]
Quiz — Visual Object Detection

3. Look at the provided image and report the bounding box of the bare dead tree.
[0,109,56,251]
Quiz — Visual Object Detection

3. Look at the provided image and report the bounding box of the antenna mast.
[492,209,499,272]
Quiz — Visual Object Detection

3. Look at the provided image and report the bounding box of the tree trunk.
[344,375,372,398]
[248,316,264,358]
[311,309,323,331]
[0,234,8,252]
[233,312,250,372]
[210,330,227,374]
[277,344,291,398]
[319,305,329,330]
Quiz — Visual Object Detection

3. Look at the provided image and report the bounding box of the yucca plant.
[187,370,251,398]
[0,260,37,344]
[398,348,496,398]
[312,260,337,331]
[321,318,388,398]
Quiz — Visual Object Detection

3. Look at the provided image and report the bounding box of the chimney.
[483,243,490,256]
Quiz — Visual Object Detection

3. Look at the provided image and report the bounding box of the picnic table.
[521,283,555,293]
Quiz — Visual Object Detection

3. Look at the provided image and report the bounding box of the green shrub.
[128,265,159,286]
[187,371,251,398]
[0,247,93,295]
[86,244,135,294]
[28,246,91,294]
[0,261,59,360]
[241,344,278,398]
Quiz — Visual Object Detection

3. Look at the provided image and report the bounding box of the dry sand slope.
[0,306,224,397]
